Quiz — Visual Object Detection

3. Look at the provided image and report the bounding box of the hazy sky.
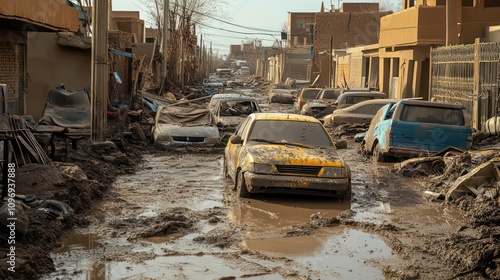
[112,0,400,55]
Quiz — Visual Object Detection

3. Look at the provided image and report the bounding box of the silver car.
[323,99,397,126]
[152,104,220,147]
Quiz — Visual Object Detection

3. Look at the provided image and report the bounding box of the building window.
[484,0,500,7]
[297,17,305,29]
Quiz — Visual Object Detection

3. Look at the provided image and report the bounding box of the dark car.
[268,84,298,104]
[295,87,322,112]
[323,99,397,126]
[334,91,387,110]
[300,88,342,118]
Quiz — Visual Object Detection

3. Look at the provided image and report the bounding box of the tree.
[139,0,227,90]
[379,0,402,12]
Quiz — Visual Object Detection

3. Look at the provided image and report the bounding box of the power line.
[202,33,275,42]
[188,8,281,33]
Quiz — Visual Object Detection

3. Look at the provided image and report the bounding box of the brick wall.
[313,11,390,79]
[0,42,24,110]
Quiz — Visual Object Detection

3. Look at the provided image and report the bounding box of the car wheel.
[236,171,251,198]
[372,143,385,162]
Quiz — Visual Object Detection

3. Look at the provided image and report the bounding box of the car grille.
[275,165,322,176]
[172,136,205,143]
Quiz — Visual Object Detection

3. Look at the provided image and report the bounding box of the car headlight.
[319,167,345,178]
[249,163,277,174]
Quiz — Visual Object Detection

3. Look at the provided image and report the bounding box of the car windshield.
[247,120,334,147]
[302,89,320,99]
[322,90,341,99]
[400,105,465,125]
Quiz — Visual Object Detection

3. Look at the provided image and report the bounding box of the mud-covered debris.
[445,158,500,201]
[53,162,88,181]
[116,208,196,239]
[193,227,239,248]
[325,123,369,137]
[335,139,348,149]
[393,156,445,177]
[383,266,419,280]
[91,141,126,162]
[286,213,341,236]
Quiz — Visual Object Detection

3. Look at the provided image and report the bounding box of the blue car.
[362,100,473,162]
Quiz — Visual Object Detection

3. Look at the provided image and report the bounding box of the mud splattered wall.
[26,32,91,120]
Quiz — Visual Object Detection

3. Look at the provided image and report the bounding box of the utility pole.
[198,34,203,78]
[329,36,333,87]
[161,0,169,84]
[209,42,212,75]
[91,0,109,142]
[108,0,112,30]
[180,25,185,90]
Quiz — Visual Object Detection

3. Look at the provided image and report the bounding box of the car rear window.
[400,105,465,125]
[302,89,320,99]
[248,120,334,147]
[322,90,341,99]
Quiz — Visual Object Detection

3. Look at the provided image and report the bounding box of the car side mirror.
[229,135,243,145]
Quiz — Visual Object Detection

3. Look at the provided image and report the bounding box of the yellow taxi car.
[224,113,351,199]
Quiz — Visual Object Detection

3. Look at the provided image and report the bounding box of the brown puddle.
[56,232,101,252]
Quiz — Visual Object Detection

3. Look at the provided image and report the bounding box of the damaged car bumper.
[243,172,350,197]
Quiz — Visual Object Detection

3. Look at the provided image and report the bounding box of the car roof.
[252,113,321,123]
[341,87,371,92]
[338,98,398,112]
[396,99,466,108]
[211,93,248,99]
[212,97,257,102]
[339,92,386,97]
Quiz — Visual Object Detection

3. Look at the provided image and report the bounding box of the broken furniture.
[37,85,91,160]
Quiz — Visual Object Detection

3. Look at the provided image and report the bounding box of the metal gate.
[430,42,500,130]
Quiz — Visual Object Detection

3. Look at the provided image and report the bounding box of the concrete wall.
[0,0,79,32]
[485,25,500,41]
[381,4,500,48]
[26,32,91,120]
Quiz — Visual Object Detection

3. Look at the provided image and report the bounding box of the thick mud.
[6,84,498,279]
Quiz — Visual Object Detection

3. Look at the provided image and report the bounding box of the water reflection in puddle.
[57,233,101,252]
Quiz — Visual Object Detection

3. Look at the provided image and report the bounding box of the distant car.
[295,87,322,112]
[362,100,473,162]
[268,84,298,104]
[300,88,342,118]
[334,91,387,110]
[208,93,249,110]
[224,113,351,199]
[340,87,372,94]
[152,104,220,147]
[323,99,398,126]
[284,78,311,89]
[317,88,342,100]
[202,79,223,88]
[212,96,261,129]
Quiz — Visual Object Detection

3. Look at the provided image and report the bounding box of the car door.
[226,117,251,178]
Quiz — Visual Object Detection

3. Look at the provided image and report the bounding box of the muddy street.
[41,87,470,280]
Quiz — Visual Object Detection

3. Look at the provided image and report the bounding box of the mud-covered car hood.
[244,144,345,167]
[217,116,246,127]
[154,124,219,138]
